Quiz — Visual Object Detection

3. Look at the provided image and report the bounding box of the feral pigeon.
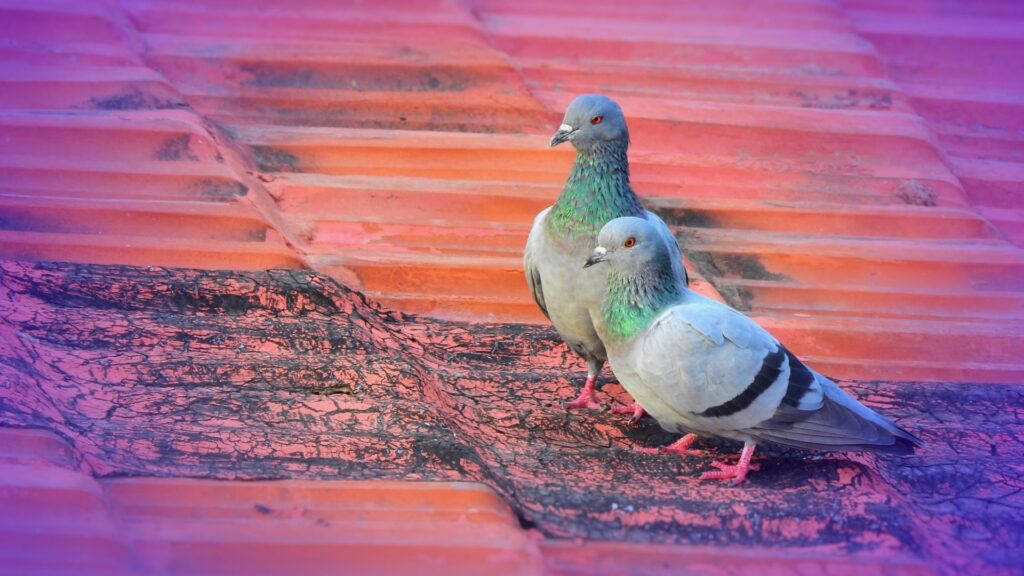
[524,94,687,415]
[584,216,922,483]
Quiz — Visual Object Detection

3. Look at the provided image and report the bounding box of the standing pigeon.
[524,94,686,415]
[584,216,922,483]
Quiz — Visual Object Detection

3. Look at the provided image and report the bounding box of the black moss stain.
[240,65,314,87]
[16,263,343,318]
[411,436,486,478]
[227,102,537,133]
[895,181,938,207]
[655,207,719,229]
[249,146,301,173]
[792,89,893,111]
[621,416,677,447]
[189,179,248,201]
[297,383,354,396]
[514,508,538,530]
[155,134,199,162]
[734,284,757,310]
[713,253,788,282]
[238,63,471,92]
[1,260,1014,570]
[683,247,788,311]
[88,87,187,111]
[647,204,784,310]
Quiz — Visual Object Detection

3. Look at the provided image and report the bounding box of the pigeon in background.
[584,216,922,484]
[524,94,687,417]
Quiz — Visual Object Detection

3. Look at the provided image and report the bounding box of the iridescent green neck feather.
[602,263,680,343]
[547,140,645,242]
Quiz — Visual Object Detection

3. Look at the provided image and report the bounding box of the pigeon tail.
[751,375,923,455]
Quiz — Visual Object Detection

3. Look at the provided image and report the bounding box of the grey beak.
[550,123,576,147]
[583,247,608,268]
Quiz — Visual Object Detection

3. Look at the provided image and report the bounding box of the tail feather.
[751,375,922,455]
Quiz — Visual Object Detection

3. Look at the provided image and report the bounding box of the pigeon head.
[584,216,666,272]
[550,94,629,151]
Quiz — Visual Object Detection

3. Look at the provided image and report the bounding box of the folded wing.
[632,294,921,454]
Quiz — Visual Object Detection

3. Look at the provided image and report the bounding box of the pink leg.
[700,441,761,485]
[634,433,705,457]
[610,402,646,424]
[564,375,602,410]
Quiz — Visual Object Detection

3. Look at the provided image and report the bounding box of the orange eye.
[624,236,636,248]
[591,115,603,125]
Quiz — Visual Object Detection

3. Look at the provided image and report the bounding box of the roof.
[0,1,1022,575]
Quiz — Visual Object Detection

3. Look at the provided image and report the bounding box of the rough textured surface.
[1,260,1021,575]
[3,0,1022,386]
[2,0,1024,574]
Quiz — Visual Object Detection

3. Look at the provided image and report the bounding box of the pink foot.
[564,375,601,411]
[611,402,646,424]
[634,433,705,457]
[699,442,760,485]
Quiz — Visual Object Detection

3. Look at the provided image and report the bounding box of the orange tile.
[2,1,1024,575]
[0,430,541,576]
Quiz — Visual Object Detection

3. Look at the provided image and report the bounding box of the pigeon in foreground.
[524,94,687,417]
[584,216,922,483]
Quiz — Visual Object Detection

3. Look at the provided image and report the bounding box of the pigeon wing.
[749,362,922,454]
[523,207,551,319]
[644,210,689,287]
[630,297,791,433]
[634,298,920,454]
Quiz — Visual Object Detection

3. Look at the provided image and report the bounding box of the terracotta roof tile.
[0,428,541,576]
[3,259,1021,576]
[847,0,1024,246]
[1,1,1023,575]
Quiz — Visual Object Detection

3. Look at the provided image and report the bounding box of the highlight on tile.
[1,1,1022,576]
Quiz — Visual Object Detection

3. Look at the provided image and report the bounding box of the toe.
[564,397,602,411]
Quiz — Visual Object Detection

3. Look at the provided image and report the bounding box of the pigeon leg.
[564,374,602,410]
[611,402,646,423]
[700,441,760,485]
[634,433,705,456]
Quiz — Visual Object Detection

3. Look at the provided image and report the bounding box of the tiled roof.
[1,1,1022,575]
[0,427,541,576]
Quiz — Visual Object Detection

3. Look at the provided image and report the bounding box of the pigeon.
[584,216,922,484]
[524,94,687,416]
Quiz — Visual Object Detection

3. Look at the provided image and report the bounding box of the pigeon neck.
[601,263,681,344]
[547,141,644,241]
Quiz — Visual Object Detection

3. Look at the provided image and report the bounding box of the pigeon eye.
[624,236,636,248]
[591,115,603,125]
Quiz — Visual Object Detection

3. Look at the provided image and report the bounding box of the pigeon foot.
[610,402,646,424]
[634,433,704,457]
[699,442,759,485]
[564,375,602,411]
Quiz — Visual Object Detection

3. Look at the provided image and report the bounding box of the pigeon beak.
[550,123,577,147]
[584,246,608,268]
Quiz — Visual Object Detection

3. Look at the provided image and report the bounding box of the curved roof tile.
[1,1,1022,575]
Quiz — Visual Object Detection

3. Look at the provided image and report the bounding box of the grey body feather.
[592,216,922,455]
[525,208,684,377]
[524,94,686,381]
